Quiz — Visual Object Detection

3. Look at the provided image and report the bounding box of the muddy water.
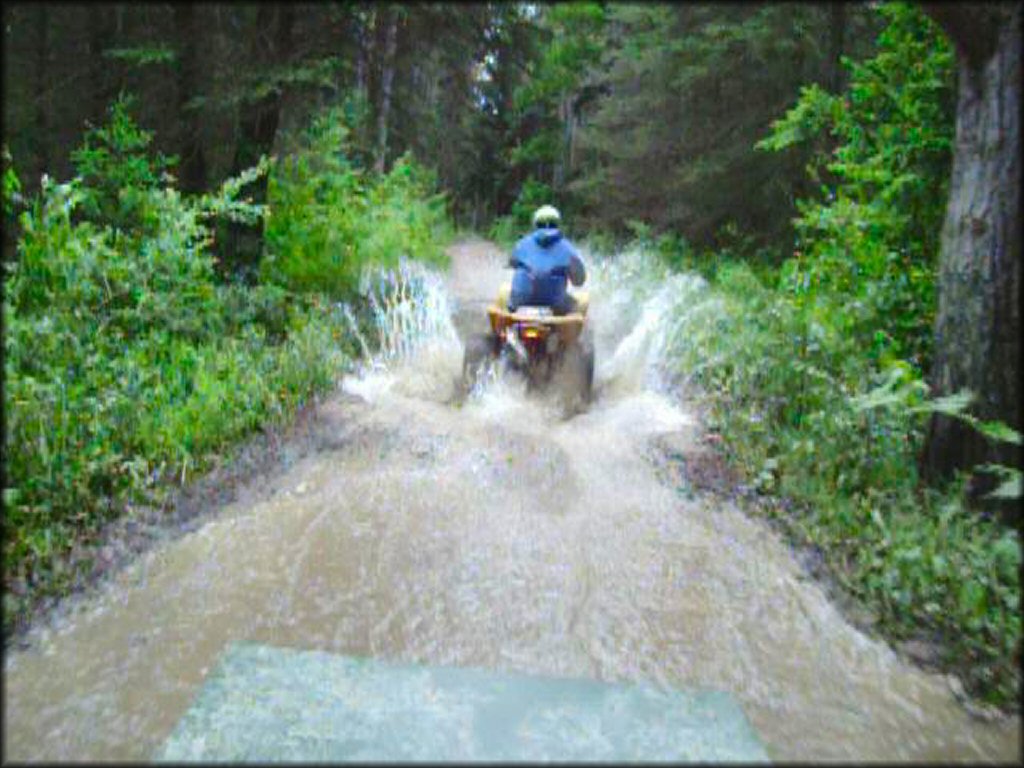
[3,239,1019,762]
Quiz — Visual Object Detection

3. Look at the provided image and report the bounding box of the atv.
[461,282,594,411]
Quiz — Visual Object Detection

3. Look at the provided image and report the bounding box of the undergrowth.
[2,97,451,630]
[658,255,1019,707]
[261,106,451,298]
[635,4,1019,706]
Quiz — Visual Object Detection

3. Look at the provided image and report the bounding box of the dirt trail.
[3,238,1020,762]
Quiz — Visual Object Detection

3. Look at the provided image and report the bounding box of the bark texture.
[374,7,400,174]
[226,5,296,276]
[231,5,296,176]
[826,2,846,93]
[174,3,207,193]
[921,4,1021,496]
[87,5,116,126]
[33,6,50,173]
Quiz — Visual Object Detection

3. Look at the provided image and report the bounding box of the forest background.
[2,2,1020,708]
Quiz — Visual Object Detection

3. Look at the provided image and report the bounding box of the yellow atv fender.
[487,282,589,346]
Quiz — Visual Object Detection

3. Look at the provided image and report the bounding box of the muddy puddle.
[3,238,1019,762]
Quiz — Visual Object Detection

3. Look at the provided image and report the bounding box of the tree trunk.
[231,5,296,176]
[826,2,846,93]
[568,97,579,178]
[374,7,399,174]
[173,3,207,193]
[554,92,573,190]
[921,4,1022,501]
[355,8,371,96]
[226,4,296,278]
[87,5,116,124]
[34,5,50,174]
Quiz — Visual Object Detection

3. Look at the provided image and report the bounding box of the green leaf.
[973,420,1023,446]
[103,46,177,66]
[976,464,1023,500]
[908,389,973,417]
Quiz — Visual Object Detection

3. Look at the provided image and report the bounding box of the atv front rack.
[486,291,589,346]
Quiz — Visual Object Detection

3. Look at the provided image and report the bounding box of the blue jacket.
[508,228,586,313]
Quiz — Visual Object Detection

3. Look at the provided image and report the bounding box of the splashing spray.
[343,259,463,402]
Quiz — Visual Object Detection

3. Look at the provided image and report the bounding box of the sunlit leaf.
[103,46,177,66]
[977,464,1023,500]
[973,420,1023,446]
[908,389,973,416]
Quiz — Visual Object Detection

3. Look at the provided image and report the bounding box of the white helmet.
[532,205,561,228]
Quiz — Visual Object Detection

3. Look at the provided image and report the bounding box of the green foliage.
[659,254,1019,706]
[197,156,274,228]
[854,381,1023,502]
[507,2,606,187]
[3,145,23,218]
[2,103,357,626]
[510,178,556,222]
[513,3,605,113]
[4,93,461,626]
[261,107,450,298]
[667,5,1015,704]
[69,94,178,233]
[487,216,519,250]
[758,3,955,371]
[103,46,178,66]
[222,57,347,111]
[569,3,875,248]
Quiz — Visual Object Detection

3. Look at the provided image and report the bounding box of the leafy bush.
[487,216,520,250]
[661,256,1019,705]
[70,93,178,233]
[756,2,954,371]
[2,102,355,624]
[3,144,22,219]
[646,6,1015,702]
[3,94,460,629]
[260,106,450,298]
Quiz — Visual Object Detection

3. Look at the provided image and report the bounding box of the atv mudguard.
[486,282,589,346]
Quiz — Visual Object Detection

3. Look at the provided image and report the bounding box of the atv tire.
[558,329,594,415]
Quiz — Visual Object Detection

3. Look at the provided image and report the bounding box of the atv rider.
[508,205,586,315]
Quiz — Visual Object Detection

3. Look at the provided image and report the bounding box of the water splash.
[343,259,463,403]
[344,247,713,413]
[3,239,1018,763]
[340,303,373,361]
[582,248,710,397]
